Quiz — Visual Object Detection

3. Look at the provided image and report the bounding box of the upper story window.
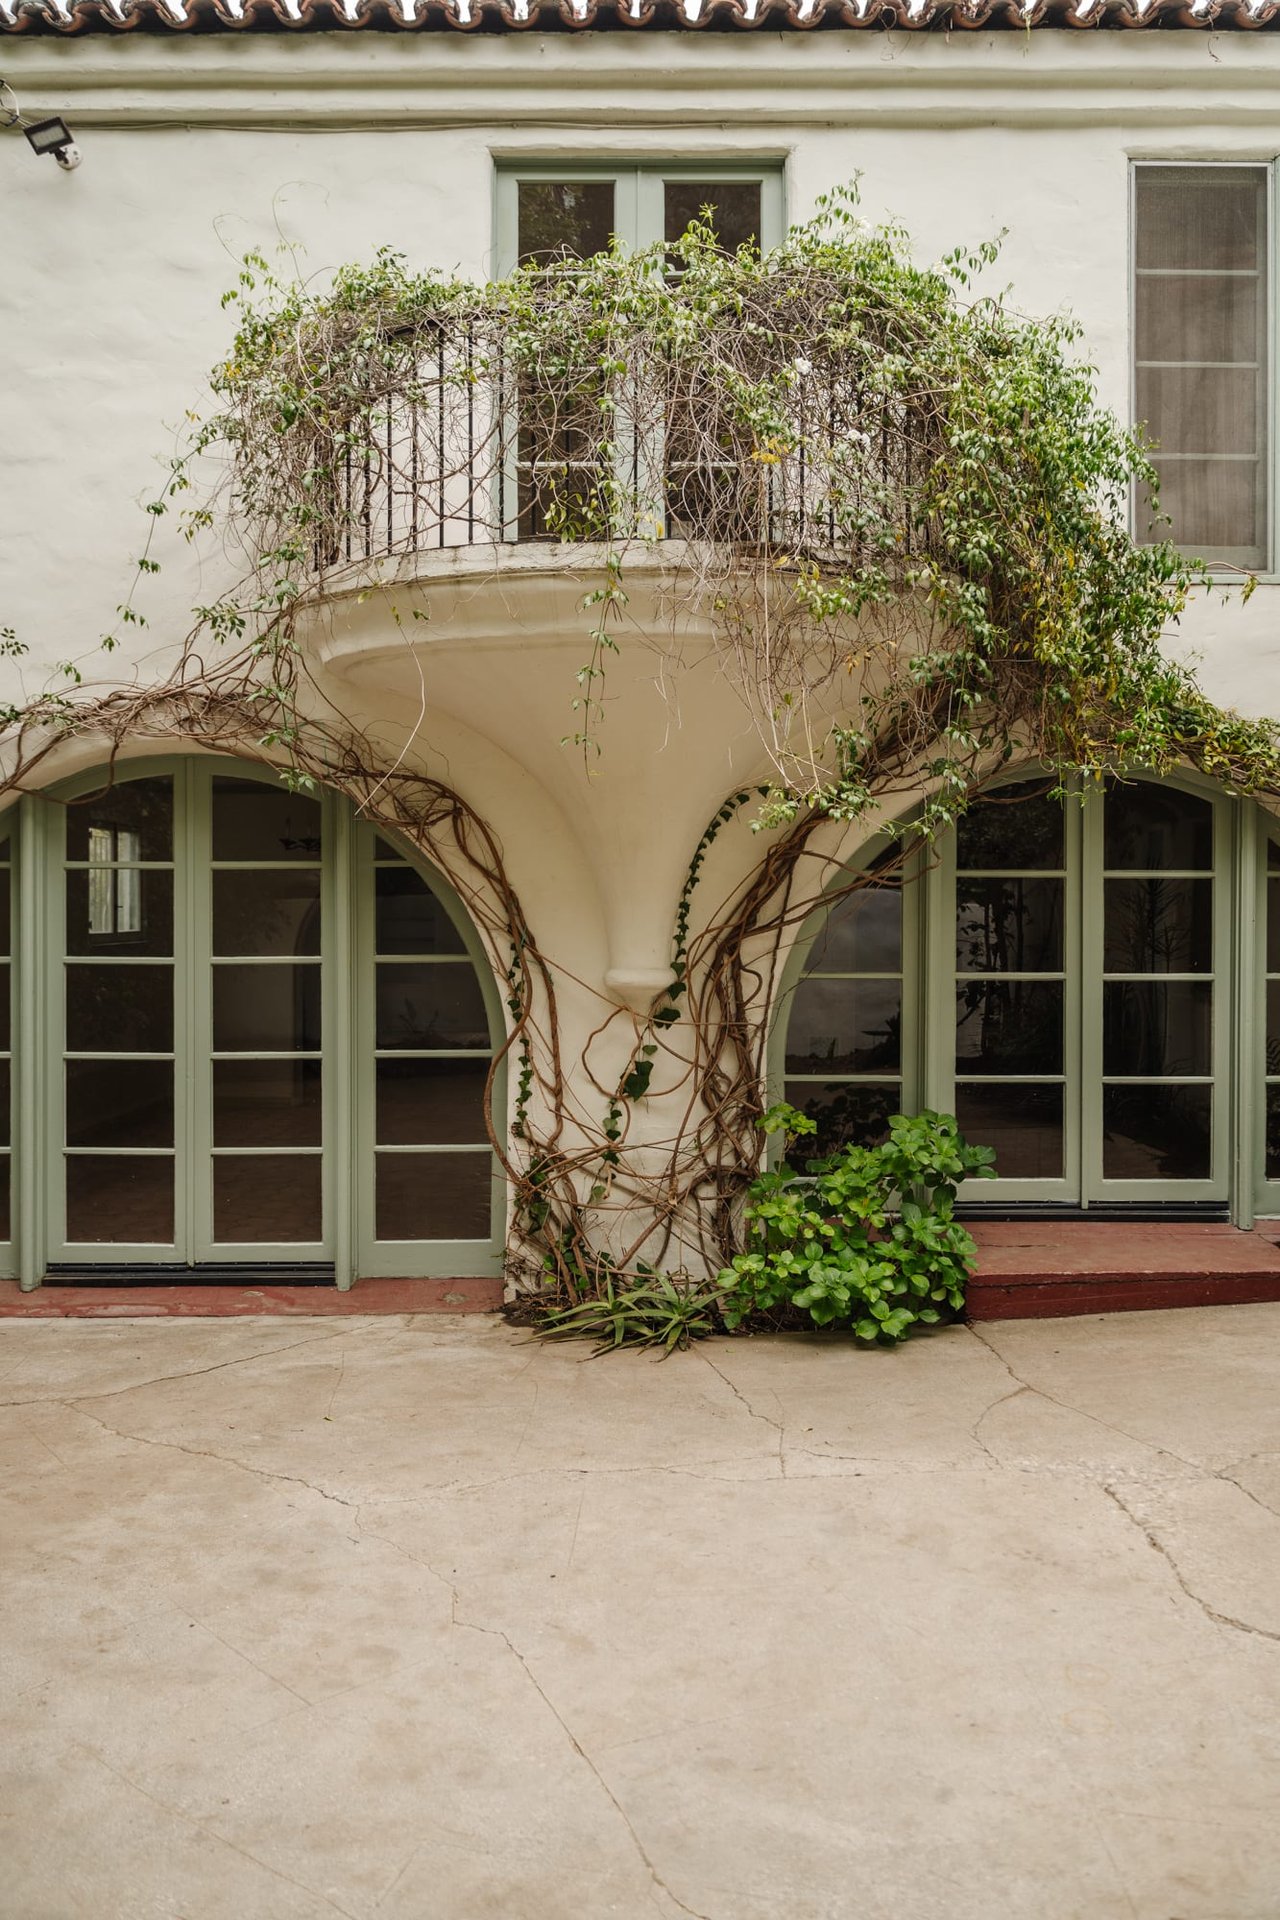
[1133,163,1270,573]
[496,165,784,271]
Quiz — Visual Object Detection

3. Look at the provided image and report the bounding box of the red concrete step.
[967,1221,1280,1320]
[0,1276,504,1318]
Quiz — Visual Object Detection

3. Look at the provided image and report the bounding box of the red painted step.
[0,1276,505,1318]
[966,1221,1280,1320]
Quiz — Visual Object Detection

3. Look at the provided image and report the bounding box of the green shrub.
[717,1104,995,1343]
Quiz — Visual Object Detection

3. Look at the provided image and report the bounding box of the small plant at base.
[535,1266,720,1356]
[717,1104,996,1343]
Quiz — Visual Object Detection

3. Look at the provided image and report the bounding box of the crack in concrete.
[1102,1483,1280,1647]
[65,1401,365,1521]
[0,1325,363,1411]
[969,1382,1033,1461]
[452,1608,712,1920]
[700,1352,787,1476]
[965,1325,1200,1469]
[71,1738,359,1919]
[341,1514,709,1920]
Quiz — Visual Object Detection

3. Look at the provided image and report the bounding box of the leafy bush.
[717,1104,995,1343]
[535,1269,720,1357]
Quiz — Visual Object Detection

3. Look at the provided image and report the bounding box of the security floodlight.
[23,116,80,170]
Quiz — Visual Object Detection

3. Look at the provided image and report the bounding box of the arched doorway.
[9,759,503,1285]
[782,775,1236,1212]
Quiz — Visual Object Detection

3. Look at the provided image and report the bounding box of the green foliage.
[718,1103,996,1343]
[536,1268,720,1356]
[80,185,1280,827]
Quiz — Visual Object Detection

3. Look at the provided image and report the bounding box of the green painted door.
[34,760,504,1280]
[948,777,1230,1207]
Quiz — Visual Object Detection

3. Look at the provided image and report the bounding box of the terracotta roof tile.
[1,0,1276,27]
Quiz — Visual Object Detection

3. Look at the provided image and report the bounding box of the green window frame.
[494,162,786,275]
[1131,159,1275,575]
[776,775,1259,1216]
[8,758,505,1291]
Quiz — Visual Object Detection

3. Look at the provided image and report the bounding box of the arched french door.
[782,775,1236,1211]
[8,759,503,1285]
[944,776,1229,1206]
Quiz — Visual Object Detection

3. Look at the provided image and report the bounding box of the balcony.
[302,309,938,581]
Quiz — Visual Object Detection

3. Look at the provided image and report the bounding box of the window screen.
[1134,165,1269,571]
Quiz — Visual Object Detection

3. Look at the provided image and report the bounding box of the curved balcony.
[300,311,938,584]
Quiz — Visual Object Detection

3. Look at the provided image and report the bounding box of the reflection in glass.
[664,182,761,254]
[0,866,11,956]
[1266,1085,1280,1181]
[213,1061,322,1148]
[66,1059,173,1149]
[953,1083,1064,1180]
[213,1155,322,1243]
[955,784,1064,872]
[375,964,490,1051]
[66,964,173,1053]
[375,838,406,862]
[955,879,1063,974]
[375,869,467,956]
[211,778,322,862]
[65,778,173,863]
[376,1152,492,1240]
[1102,1084,1211,1180]
[66,1155,174,1243]
[0,963,9,1053]
[518,181,615,265]
[1268,875,1280,976]
[1104,878,1211,975]
[66,870,173,957]
[782,1080,897,1158]
[1104,782,1212,871]
[0,1061,9,1149]
[784,978,901,1075]
[804,883,901,974]
[212,964,321,1053]
[954,981,1062,1075]
[212,870,321,957]
[1103,982,1212,1077]
[376,1059,488,1146]
[0,1160,9,1242]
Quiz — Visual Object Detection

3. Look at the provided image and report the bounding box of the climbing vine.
[3,189,1279,1301]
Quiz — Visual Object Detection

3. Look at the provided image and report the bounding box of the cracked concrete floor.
[2,1310,1280,1920]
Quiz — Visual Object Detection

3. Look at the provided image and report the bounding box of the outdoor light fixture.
[22,115,80,171]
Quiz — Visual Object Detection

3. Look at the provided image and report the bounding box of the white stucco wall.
[2,27,1279,1208]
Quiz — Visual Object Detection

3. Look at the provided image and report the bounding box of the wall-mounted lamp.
[23,115,80,171]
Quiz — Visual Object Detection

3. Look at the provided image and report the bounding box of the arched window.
[780,849,914,1159]
[783,776,1245,1212]
[3,760,503,1287]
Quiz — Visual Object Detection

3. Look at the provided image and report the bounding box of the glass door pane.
[61,778,176,1247]
[1097,781,1216,1186]
[370,842,492,1244]
[952,784,1067,1183]
[785,857,905,1156]
[207,776,325,1248]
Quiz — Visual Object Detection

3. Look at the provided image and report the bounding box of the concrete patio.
[2,1308,1279,1920]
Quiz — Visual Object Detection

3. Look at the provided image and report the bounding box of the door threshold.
[42,1262,339,1288]
[958,1204,1230,1224]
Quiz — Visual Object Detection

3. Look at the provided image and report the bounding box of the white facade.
[2,22,1280,1280]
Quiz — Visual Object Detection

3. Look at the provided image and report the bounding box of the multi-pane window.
[20,763,501,1277]
[1133,163,1270,571]
[499,167,783,539]
[784,860,905,1157]
[505,170,779,270]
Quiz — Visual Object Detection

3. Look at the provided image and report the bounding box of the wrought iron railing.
[310,314,937,575]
